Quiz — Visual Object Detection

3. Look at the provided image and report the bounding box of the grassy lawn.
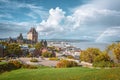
[0,62,7,65]
[0,67,120,80]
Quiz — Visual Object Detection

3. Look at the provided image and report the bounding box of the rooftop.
[27,27,37,34]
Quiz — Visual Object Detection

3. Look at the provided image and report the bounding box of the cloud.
[68,1,120,29]
[0,0,48,20]
[65,0,120,40]
[0,0,49,38]
[0,21,36,38]
[27,12,38,19]
[0,0,120,41]
[36,0,120,40]
[24,4,48,20]
[0,13,13,19]
[96,27,120,42]
[36,7,65,37]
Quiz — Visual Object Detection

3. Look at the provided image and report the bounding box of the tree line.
[80,43,120,67]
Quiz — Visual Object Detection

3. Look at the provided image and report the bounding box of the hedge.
[56,60,78,68]
[0,60,22,73]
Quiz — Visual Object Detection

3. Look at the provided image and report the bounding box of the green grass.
[0,62,7,65]
[0,67,120,80]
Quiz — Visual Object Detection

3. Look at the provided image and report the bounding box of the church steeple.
[17,33,23,40]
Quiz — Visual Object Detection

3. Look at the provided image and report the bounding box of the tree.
[80,48,101,63]
[94,51,110,62]
[0,42,8,56]
[106,43,116,53]
[106,43,120,63]
[44,40,47,48]
[113,46,120,63]
[42,51,54,58]
[6,43,22,57]
[35,42,43,49]
[28,44,33,48]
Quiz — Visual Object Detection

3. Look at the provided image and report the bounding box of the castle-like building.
[27,27,38,43]
[0,27,38,44]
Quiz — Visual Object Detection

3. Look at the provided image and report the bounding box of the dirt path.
[17,57,58,67]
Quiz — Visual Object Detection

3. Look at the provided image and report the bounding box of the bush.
[27,54,33,58]
[9,60,22,68]
[49,57,59,61]
[0,60,22,73]
[22,64,38,69]
[42,51,54,58]
[0,58,5,60]
[67,55,74,59]
[0,63,10,73]
[56,60,78,68]
[80,48,101,63]
[30,58,38,62]
[93,61,116,67]
[114,63,120,67]
[94,52,110,63]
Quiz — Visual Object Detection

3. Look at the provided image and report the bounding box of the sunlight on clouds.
[48,7,65,26]
[96,27,120,42]
[0,0,120,41]
[36,7,65,35]
[36,0,120,40]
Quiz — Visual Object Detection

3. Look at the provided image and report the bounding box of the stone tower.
[27,27,38,43]
[17,33,24,44]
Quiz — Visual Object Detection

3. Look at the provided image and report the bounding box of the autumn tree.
[35,42,43,49]
[113,46,120,63]
[94,51,110,62]
[106,43,120,63]
[42,51,54,58]
[80,48,101,63]
[0,42,8,56]
[106,43,116,53]
[6,43,22,57]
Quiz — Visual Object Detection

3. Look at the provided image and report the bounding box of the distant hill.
[39,39,92,42]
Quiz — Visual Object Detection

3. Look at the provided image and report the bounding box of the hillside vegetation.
[0,67,120,80]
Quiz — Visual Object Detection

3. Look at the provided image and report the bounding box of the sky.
[0,0,120,42]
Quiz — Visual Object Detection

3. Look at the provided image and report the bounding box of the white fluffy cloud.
[67,0,120,30]
[36,0,120,41]
[36,7,65,37]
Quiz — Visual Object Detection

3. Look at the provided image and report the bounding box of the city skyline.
[0,0,120,42]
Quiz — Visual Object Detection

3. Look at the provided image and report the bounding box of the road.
[17,57,58,67]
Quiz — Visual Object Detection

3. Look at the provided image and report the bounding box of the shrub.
[22,64,38,69]
[0,63,9,73]
[94,52,110,63]
[93,61,115,67]
[30,58,38,62]
[49,57,59,61]
[80,48,101,63]
[27,54,33,58]
[8,60,22,68]
[56,60,78,68]
[42,51,54,58]
[67,55,74,59]
[0,58,5,60]
[114,63,120,67]
[0,60,22,73]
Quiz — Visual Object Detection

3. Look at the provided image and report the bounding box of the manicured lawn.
[0,62,7,65]
[0,67,120,80]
